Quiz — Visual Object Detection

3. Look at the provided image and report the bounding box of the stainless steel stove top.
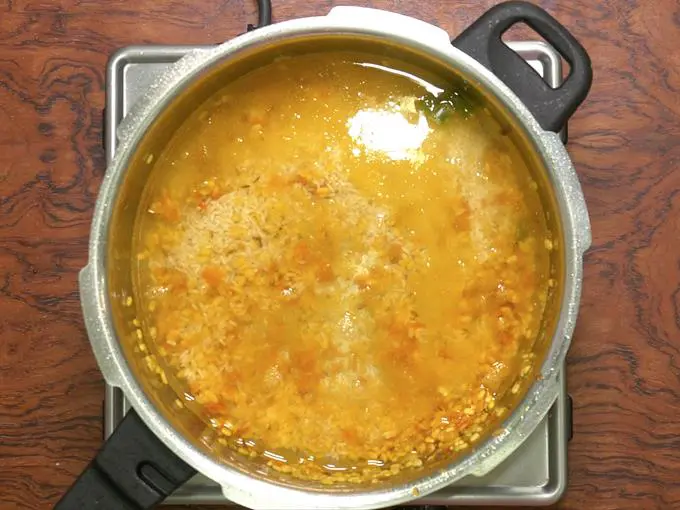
[104,40,572,506]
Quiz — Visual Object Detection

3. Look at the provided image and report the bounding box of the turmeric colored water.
[134,51,552,482]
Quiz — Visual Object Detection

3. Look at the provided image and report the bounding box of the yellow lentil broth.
[133,51,553,482]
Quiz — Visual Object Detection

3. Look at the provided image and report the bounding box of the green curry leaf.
[415,86,478,124]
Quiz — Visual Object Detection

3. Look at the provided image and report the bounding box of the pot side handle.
[54,409,196,510]
[452,1,592,133]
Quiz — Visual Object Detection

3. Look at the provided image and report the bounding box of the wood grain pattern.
[1,0,679,509]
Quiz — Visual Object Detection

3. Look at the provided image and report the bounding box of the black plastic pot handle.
[54,409,196,510]
[452,0,592,132]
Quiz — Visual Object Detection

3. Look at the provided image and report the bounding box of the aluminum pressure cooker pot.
[57,2,592,509]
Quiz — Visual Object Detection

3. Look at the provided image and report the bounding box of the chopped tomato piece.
[202,265,224,287]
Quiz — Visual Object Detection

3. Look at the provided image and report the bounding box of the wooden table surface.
[1,0,679,509]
